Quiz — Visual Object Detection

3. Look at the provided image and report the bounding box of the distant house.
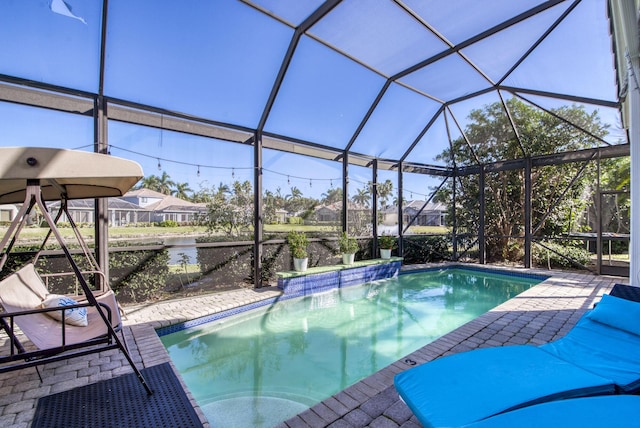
[274,208,288,224]
[48,198,151,226]
[403,200,447,227]
[0,204,18,223]
[122,188,207,224]
[315,204,339,222]
[313,202,369,223]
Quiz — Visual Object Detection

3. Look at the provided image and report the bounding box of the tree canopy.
[436,98,610,262]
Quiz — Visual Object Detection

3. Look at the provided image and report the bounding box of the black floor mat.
[32,362,204,428]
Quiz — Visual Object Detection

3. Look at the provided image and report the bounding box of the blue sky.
[0,0,624,202]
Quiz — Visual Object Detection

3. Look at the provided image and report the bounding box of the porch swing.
[0,147,152,395]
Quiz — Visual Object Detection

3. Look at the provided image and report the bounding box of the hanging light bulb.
[287,175,290,185]
[309,179,312,188]
[330,179,333,188]
[157,158,161,171]
[232,168,235,178]
[197,165,201,177]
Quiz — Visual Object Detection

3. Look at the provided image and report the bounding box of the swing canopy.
[0,147,143,204]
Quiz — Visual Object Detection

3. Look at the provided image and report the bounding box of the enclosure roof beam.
[0,81,93,115]
[456,144,629,176]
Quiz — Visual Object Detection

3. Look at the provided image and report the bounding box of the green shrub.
[287,230,309,259]
[158,220,179,227]
[109,248,169,303]
[532,241,592,269]
[402,235,450,264]
[288,217,303,225]
[338,232,358,254]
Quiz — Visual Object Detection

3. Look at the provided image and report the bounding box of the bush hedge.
[532,241,592,269]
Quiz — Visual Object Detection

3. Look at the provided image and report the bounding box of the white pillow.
[41,294,88,327]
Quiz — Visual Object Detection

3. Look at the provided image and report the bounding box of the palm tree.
[137,175,161,191]
[156,172,175,195]
[377,179,394,209]
[215,182,231,198]
[172,182,193,200]
[321,187,343,205]
[351,188,371,208]
[286,186,303,201]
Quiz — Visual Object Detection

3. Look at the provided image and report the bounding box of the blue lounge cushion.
[460,395,640,428]
[586,293,640,337]
[541,304,640,392]
[394,346,614,428]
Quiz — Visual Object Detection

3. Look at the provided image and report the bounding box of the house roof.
[124,188,205,212]
[316,201,368,212]
[48,198,148,211]
[124,188,168,199]
[403,201,447,212]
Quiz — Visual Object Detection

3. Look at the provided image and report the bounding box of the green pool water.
[161,268,541,427]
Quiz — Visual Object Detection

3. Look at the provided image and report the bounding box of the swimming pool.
[160,267,543,427]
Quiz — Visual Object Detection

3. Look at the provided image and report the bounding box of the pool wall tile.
[401,264,549,281]
[278,261,401,295]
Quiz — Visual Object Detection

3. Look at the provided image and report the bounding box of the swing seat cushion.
[41,294,88,327]
[0,263,121,349]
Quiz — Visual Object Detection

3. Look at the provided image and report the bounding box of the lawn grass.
[2,223,449,245]
[407,226,448,234]
[1,225,209,243]
[264,224,338,233]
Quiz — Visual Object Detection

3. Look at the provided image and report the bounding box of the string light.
[109,144,341,186]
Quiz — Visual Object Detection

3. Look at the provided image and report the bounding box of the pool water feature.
[161,268,543,427]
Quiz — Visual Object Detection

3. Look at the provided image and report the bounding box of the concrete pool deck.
[0,263,629,427]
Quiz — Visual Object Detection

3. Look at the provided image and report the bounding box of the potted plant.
[378,234,396,259]
[287,230,309,272]
[338,231,358,265]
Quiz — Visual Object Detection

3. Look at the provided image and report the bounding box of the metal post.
[342,151,349,234]
[372,159,379,257]
[95,0,110,291]
[479,165,485,264]
[452,169,457,261]
[254,131,263,288]
[397,162,404,257]
[94,97,109,290]
[524,157,532,268]
[596,155,602,274]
